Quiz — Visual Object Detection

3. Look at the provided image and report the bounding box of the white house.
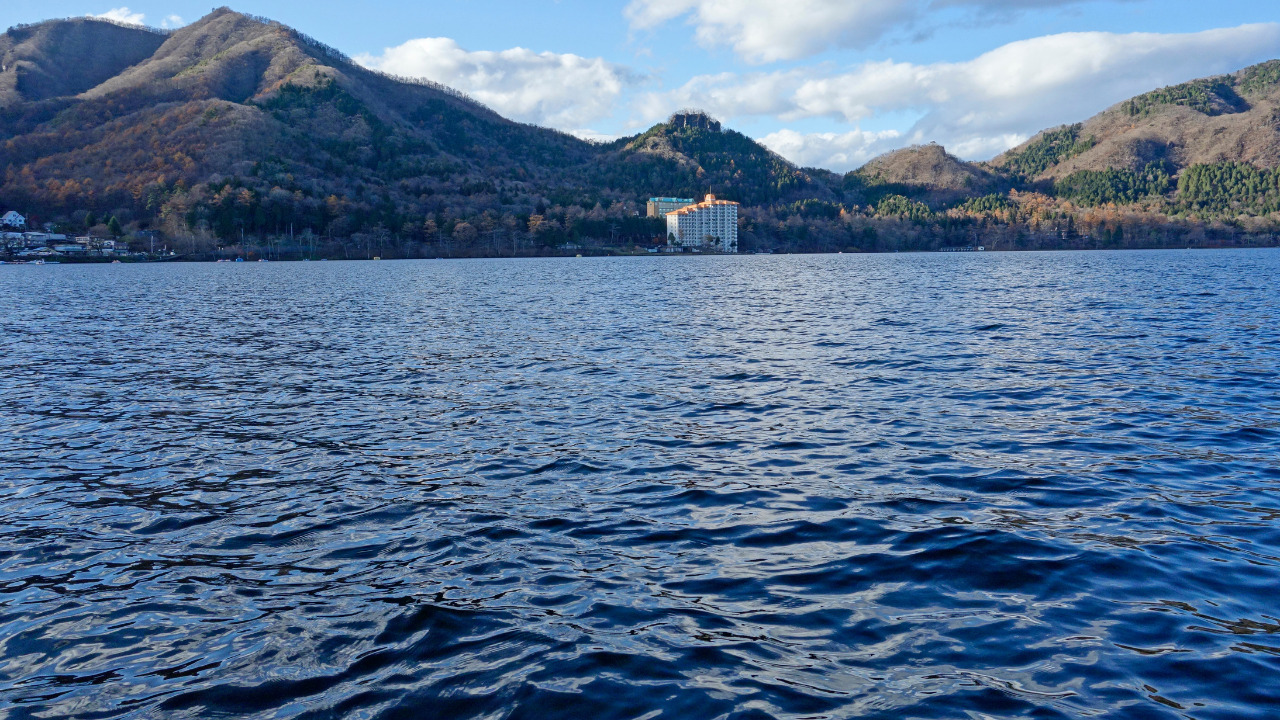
[1,211,26,229]
[666,194,739,253]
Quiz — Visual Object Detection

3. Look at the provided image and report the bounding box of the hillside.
[1,8,1278,258]
[0,18,167,107]
[994,60,1280,181]
[0,8,839,249]
[850,144,1004,204]
[594,115,837,206]
[0,9,598,216]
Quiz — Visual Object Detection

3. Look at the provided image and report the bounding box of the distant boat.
[235,258,245,262]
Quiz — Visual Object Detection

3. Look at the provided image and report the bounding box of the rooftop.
[668,194,740,216]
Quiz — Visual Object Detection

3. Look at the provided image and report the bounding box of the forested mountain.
[2,8,1279,258]
[0,18,166,106]
[1,8,855,255]
[848,144,1008,204]
[994,62,1280,181]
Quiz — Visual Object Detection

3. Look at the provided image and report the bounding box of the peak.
[192,7,251,24]
[667,110,721,133]
[856,143,996,196]
[182,7,268,32]
[867,144,953,164]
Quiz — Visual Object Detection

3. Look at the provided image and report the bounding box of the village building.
[1,211,27,229]
[21,232,66,247]
[666,194,739,253]
[646,197,694,219]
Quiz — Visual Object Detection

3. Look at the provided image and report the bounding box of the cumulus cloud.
[89,7,146,25]
[355,38,644,130]
[569,129,623,143]
[160,15,185,29]
[758,128,903,169]
[644,24,1280,170]
[626,0,914,64]
[626,0,1141,63]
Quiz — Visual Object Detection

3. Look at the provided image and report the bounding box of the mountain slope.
[0,10,833,241]
[594,113,837,207]
[0,18,166,107]
[0,8,606,229]
[994,60,1280,181]
[5,7,1276,255]
[850,144,1003,204]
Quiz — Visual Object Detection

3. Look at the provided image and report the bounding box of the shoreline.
[6,244,1277,265]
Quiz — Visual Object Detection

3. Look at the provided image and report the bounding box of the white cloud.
[625,0,913,64]
[625,0,1142,63]
[160,15,185,29]
[355,38,644,130]
[569,129,622,143]
[632,69,811,126]
[642,24,1280,170]
[758,128,903,169]
[89,7,146,25]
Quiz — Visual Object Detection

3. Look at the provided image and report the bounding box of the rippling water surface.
[2,251,1279,719]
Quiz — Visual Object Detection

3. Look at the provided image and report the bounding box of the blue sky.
[5,1,1280,170]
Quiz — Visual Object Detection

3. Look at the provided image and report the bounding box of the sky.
[4,1,1280,171]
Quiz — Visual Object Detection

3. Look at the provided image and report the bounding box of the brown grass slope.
[2,7,826,227]
[0,18,166,107]
[993,60,1280,180]
[857,143,1001,200]
[0,8,602,216]
[81,8,514,126]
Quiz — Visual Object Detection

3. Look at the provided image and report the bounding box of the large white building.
[666,194,739,253]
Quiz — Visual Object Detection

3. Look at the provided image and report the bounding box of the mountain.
[994,61,1280,180]
[2,8,1278,258]
[833,60,1280,217]
[600,118,838,206]
[0,8,834,249]
[0,18,166,106]
[849,144,1004,204]
[0,9,599,220]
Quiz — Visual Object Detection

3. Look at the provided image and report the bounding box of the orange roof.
[668,198,739,216]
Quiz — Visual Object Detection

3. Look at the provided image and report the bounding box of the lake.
[2,250,1278,719]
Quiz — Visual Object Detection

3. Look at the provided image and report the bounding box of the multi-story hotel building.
[646,197,695,219]
[666,195,739,253]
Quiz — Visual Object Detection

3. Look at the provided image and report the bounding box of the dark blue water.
[1,250,1278,719]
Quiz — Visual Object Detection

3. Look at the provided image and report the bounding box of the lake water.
[1,251,1279,719]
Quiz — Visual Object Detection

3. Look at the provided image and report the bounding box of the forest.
[6,109,1280,260]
